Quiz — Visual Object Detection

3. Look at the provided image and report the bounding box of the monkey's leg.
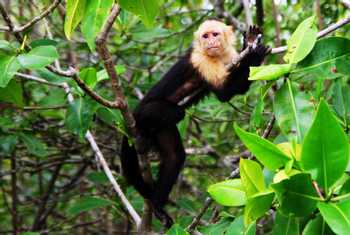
[120,136,153,199]
[152,125,186,227]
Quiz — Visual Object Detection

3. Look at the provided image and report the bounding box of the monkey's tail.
[120,136,153,199]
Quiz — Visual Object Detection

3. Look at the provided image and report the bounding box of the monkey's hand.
[243,25,263,50]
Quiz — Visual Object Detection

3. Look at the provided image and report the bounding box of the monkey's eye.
[213,32,219,37]
[202,33,209,39]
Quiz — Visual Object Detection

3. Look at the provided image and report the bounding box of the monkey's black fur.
[120,26,268,227]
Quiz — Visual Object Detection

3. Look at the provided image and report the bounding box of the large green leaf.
[119,0,159,27]
[81,0,114,51]
[271,173,319,217]
[68,196,114,216]
[240,159,266,197]
[318,201,350,235]
[271,211,299,235]
[65,97,99,139]
[234,124,291,170]
[248,64,292,81]
[273,81,314,142]
[293,37,350,80]
[243,191,274,225]
[303,214,335,235]
[207,179,246,206]
[17,46,59,69]
[0,54,20,88]
[0,79,23,107]
[300,100,349,191]
[284,16,317,64]
[64,0,87,39]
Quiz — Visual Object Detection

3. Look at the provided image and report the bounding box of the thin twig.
[0,0,62,32]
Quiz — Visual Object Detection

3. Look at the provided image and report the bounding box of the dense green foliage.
[1,0,350,234]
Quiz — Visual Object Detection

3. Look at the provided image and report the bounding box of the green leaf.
[65,97,99,139]
[303,214,335,235]
[64,0,87,39]
[21,233,40,235]
[249,64,292,81]
[293,37,350,80]
[318,201,350,235]
[243,191,274,225]
[79,67,97,89]
[119,0,159,27]
[234,124,291,171]
[333,78,350,124]
[273,81,314,141]
[0,55,20,88]
[86,172,109,184]
[284,16,318,64]
[240,159,266,197]
[166,224,190,235]
[68,196,114,216]
[301,99,349,191]
[30,39,58,48]
[17,46,59,69]
[271,211,299,235]
[271,173,319,217]
[0,79,23,107]
[97,64,126,81]
[81,0,114,51]
[207,179,246,206]
[20,133,48,157]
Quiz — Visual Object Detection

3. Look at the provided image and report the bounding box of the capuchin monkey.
[120,19,269,227]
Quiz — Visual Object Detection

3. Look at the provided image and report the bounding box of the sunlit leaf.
[318,201,350,235]
[64,0,87,39]
[249,64,292,81]
[0,55,20,88]
[234,124,290,170]
[17,46,59,69]
[284,16,317,64]
[207,179,246,206]
[81,0,114,51]
[240,159,265,196]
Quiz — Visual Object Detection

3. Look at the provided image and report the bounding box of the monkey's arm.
[211,27,268,102]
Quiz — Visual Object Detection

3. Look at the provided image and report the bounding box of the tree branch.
[0,0,62,32]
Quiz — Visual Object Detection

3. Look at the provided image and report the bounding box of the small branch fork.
[0,0,62,33]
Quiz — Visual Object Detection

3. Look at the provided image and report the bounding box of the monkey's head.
[194,20,236,57]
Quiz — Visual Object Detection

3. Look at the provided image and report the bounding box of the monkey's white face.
[195,20,235,58]
[200,30,225,57]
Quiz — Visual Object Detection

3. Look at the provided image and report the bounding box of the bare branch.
[242,0,253,26]
[341,0,350,8]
